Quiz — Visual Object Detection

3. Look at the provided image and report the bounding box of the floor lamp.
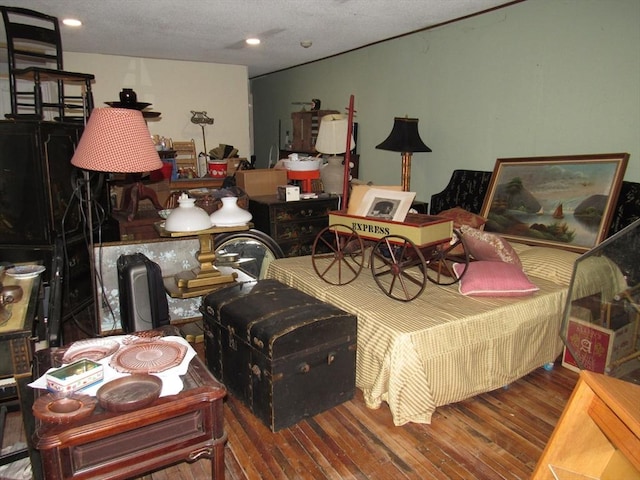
[71,107,163,335]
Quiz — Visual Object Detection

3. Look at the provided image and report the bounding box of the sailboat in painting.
[553,204,564,219]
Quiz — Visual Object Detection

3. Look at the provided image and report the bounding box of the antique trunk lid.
[204,279,355,360]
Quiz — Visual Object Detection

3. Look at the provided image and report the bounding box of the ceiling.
[0,0,516,78]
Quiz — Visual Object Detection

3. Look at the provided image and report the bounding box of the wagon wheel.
[370,235,427,302]
[312,224,365,285]
[425,228,470,285]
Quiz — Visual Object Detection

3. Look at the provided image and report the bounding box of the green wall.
[250,0,639,202]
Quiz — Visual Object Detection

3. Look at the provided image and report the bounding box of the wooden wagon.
[311,210,470,301]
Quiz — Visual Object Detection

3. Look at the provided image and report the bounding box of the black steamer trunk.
[202,279,357,431]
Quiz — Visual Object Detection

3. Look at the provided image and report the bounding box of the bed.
[264,170,640,426]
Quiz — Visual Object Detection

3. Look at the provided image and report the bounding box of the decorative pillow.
[453,261,539,297]
[518,246,579,285]
[459,225,521,267]
[437,207,487,230]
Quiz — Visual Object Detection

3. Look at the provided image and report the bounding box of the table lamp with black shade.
[376,116,431,191]
[71,107,163,335]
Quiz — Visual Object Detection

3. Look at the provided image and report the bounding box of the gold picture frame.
[480,153,629,252]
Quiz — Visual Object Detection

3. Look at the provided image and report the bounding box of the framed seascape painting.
[480,153,629,252]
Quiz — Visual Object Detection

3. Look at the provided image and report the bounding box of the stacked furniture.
[0,121,115,344]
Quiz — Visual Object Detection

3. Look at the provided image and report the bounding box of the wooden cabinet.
[249,195,339,257]
[290,109,338,152]
[532,370,640,479]
[0,120,116,326]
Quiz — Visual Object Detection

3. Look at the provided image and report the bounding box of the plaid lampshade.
[71,107,162,173]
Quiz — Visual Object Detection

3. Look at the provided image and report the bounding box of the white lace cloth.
[29,335,196,397]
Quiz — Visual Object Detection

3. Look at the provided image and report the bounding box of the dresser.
[249,195,339,257]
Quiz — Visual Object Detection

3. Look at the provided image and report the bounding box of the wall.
[250,0,640,202]
[65,53,251,158]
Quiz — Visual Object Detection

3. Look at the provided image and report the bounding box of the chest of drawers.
[249,195,339,257]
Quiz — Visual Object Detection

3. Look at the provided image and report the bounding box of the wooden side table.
[32,329,227,480]
[0,268,40,378]
[532,370,640,479]
[0,268,40,469]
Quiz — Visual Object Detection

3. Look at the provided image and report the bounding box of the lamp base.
[163,230,238,298]
[118,181,164,221]
[401,152,413,192]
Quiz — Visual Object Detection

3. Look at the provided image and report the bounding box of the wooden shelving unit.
[532,370,640,479]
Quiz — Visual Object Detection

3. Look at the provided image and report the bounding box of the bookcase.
[532,370,640,479]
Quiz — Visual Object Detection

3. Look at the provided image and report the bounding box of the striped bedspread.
[266,246,573,426]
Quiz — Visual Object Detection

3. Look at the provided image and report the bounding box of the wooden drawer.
[271,199,337,223]
[271,217,329,244]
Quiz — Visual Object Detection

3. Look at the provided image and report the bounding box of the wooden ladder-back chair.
[0,6,95,121]
[172,139,198,173]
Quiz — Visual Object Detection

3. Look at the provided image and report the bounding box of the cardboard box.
[226,157,246,176]
[562,316,637,374]
[277,185,300,201]
[236,169,287,197]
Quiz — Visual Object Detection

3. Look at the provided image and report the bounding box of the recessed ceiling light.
[62,18,82,27]
[246,38,260,46]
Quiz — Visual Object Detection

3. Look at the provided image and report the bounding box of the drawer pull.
[253,337,264,348]
[298,362,311,374]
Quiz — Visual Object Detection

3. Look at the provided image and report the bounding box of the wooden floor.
[4,357,578,480]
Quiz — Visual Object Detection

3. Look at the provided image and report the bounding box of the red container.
[208,160,228,179]
[150,162,174,181]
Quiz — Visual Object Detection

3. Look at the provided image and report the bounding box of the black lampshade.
[376,117,431,153]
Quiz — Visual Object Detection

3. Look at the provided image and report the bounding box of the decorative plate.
[5,265,45,279]
[32,393,97,424]
[97,374,162,412]
[104,101,152,110]
[109,341,187,374]
[62,338,120,364]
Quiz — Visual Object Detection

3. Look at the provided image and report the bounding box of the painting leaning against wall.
[480,153,629,252]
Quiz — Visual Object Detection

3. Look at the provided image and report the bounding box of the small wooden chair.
[0,6,95,121]
[172,139,198,173]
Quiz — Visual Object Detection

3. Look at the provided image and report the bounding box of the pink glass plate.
[62,338,120,364]
[109,341,187,374]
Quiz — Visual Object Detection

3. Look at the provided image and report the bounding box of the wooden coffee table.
[31,330,227,480]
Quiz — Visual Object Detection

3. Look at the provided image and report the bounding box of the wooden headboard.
[430,169,640,238]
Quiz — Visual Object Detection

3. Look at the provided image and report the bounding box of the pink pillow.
[459,225,521,267]
[438,207,487,229]
[453,261,539,297]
